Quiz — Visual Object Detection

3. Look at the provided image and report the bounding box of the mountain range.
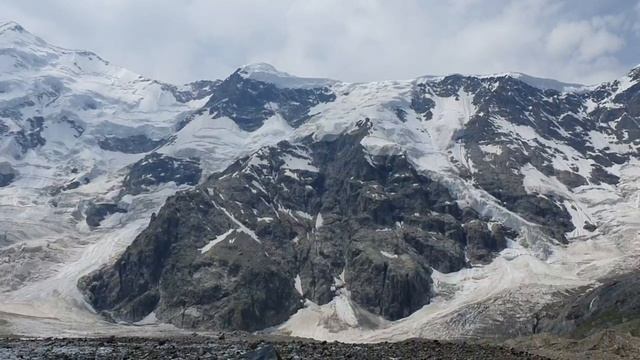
[1,21,639,342]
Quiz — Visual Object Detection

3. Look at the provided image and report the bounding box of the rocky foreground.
[0,335,546,359]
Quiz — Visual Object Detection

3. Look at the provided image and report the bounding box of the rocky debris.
[245,343,281,360]
[79,126,514,331]
[84,203,127,227]
[0,336,548,360]
[121,152,202,195]
[98,135,165,154]
[507,330,640,360]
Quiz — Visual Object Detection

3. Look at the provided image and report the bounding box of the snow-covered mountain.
[1,22,639,341]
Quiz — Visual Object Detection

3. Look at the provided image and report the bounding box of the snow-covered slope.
[0,21,216,335]
[1,21,640,341]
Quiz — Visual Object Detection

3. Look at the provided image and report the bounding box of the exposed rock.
[201,71,335,131]
[582,222,597,232]
[589,165,620,185]
[410,83,436,120]
[162,79,220,103]
[464,220,508,264]
[0,162,17,187]
[535,273,640,338]
[121,153,202,195]
[79,127,513,330]
[98,135,165,154]
[13,116,45,153]
[554,170,587,189]
[85,203,127,227]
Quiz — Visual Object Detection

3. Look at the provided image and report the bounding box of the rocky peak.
[201,65,336,131]
[0,21,115,77]
[628,64,640,82]
[0,21,65,54]
[0,21,26,34]
[237,62,338,89]
[497,72,585,92]
[0,21,35,42]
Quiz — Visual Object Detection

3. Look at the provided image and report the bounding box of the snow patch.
[199,228,234,253]
[294,275,303,296]
[380,250,398,259]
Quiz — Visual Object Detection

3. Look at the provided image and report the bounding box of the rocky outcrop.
[199,70,335,131]
[79,125,514,330]
[0,162,17,187]
[85,203,127,227]
[98,135,165,154]
[14,116,46,153]
[534,272,640,338]
[121,153,202,195]
[162,79,220,103]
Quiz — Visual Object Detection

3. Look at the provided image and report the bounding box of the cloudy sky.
[3,0,640,85]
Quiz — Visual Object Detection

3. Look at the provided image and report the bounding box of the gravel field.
[0,335,548,359]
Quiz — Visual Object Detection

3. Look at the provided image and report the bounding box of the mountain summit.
[237,62,338,89]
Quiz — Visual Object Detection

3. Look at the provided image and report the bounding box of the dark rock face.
[0,172,14,187]
[589,165,620,185]
[122,153,202,195]
[0,162,17,187]
[79,188,301,330]
[408,72,640,242]
[535,273,640,338]
[85,203,127,227]
[201,71,335,131]
[411,83,436,120]
[79,126,513,330]
[14,116,45,152]
[464,221,510,264]
[98,135,165,154]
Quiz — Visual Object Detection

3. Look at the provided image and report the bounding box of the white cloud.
[0,0,637,85]
[547,20,624,61]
